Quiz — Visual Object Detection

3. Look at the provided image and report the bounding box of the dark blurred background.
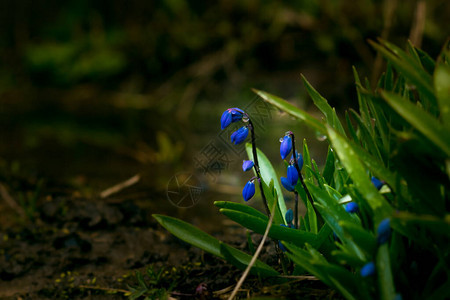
[0,0,449,224]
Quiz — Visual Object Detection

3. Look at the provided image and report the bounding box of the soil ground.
[0,182,341,299]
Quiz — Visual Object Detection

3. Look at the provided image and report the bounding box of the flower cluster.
[279,134,303,193]
[220,108,257,202]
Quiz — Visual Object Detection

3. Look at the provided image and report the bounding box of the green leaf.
[349,109,383,161]
[214,201,268,221]
[345,111,359,143]
[302,139,314,182]
[352,66,372,131]
[327,126,393,221]
[434,63,450,128]
[219,208,319,247]
[252,88,326,135]
[285,243,362,300]
[331,250,365,267]
[301,74,346,136]
[245,143,286,223]
[153,214,279,276]
[369,39,437,109]
[322,146,335,185]
[339,221,376,256]
[219,243,279,276]
[380,90,450,157]
[312,159,325,188]
[306,192,318,234]
[376,244,396,300]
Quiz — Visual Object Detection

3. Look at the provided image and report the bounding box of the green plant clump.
[153,39,450,299]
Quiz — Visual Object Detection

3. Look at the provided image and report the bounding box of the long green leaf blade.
[153,214,279,276]
[380,90,450,157]
[219,209,318,247]
[214,201,268,221]
[301,74,346,136]
[252,88,326,135]
[327,126,393,221]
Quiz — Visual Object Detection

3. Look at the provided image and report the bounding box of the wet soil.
[0,185,341,299]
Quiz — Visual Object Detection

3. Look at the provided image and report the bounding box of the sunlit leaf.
[252,88,326,135]
[246,143,286,223]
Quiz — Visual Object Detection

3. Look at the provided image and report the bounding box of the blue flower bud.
[377,218,391,244]
[287,164,299,186]
[280,135,292,159]
[360,262,375,277]
[291,151,304,170]
[285,208,294,224]
[242,160,254,172]
[345,202,359,213]
[242,180,255,201]
[371,176,384,190]
[220,108,244,130]
[281,177,295,192]
[231,126,249,145]
[278,240,287,252]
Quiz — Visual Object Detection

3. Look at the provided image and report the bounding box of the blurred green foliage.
[1,0,449,90]
[0,0,448,191]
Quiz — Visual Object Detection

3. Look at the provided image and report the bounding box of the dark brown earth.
[0,179,342,299]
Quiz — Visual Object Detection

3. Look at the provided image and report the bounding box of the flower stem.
[289,132,317,218]
[294,191,299,229]
[248,118,270,217]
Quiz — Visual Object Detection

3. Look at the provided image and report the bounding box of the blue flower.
[281,177,295,192]
[377,218,391,244]
[287,164,299,186]
[291,151,304,170]
[371,176,384,190]
[280,135,292,159]
[345,202,359,213]
[242,180,255,201]
[242,160,254,172]
[231,126,249,145]
[220,108,244,130]
[360,262,375,277]
[285,208,294,224]
[278,240,287,252]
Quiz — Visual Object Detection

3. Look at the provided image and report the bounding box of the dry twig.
[99,174,140,198]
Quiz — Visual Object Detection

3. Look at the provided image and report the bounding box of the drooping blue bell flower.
[281,177,295,192]
[280,135,292,159]
[242,180,256,201]
[360,262,376,277]
[231,126,249,145]
[287,164,299,186]
[242,160,254,172]
[377,218,391,244]
[220,108,244,130]
[285,208,294,225]
[291,151,304,170]
[278,240,287,252]
[345,202,359,213]
[371,176,384,190]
